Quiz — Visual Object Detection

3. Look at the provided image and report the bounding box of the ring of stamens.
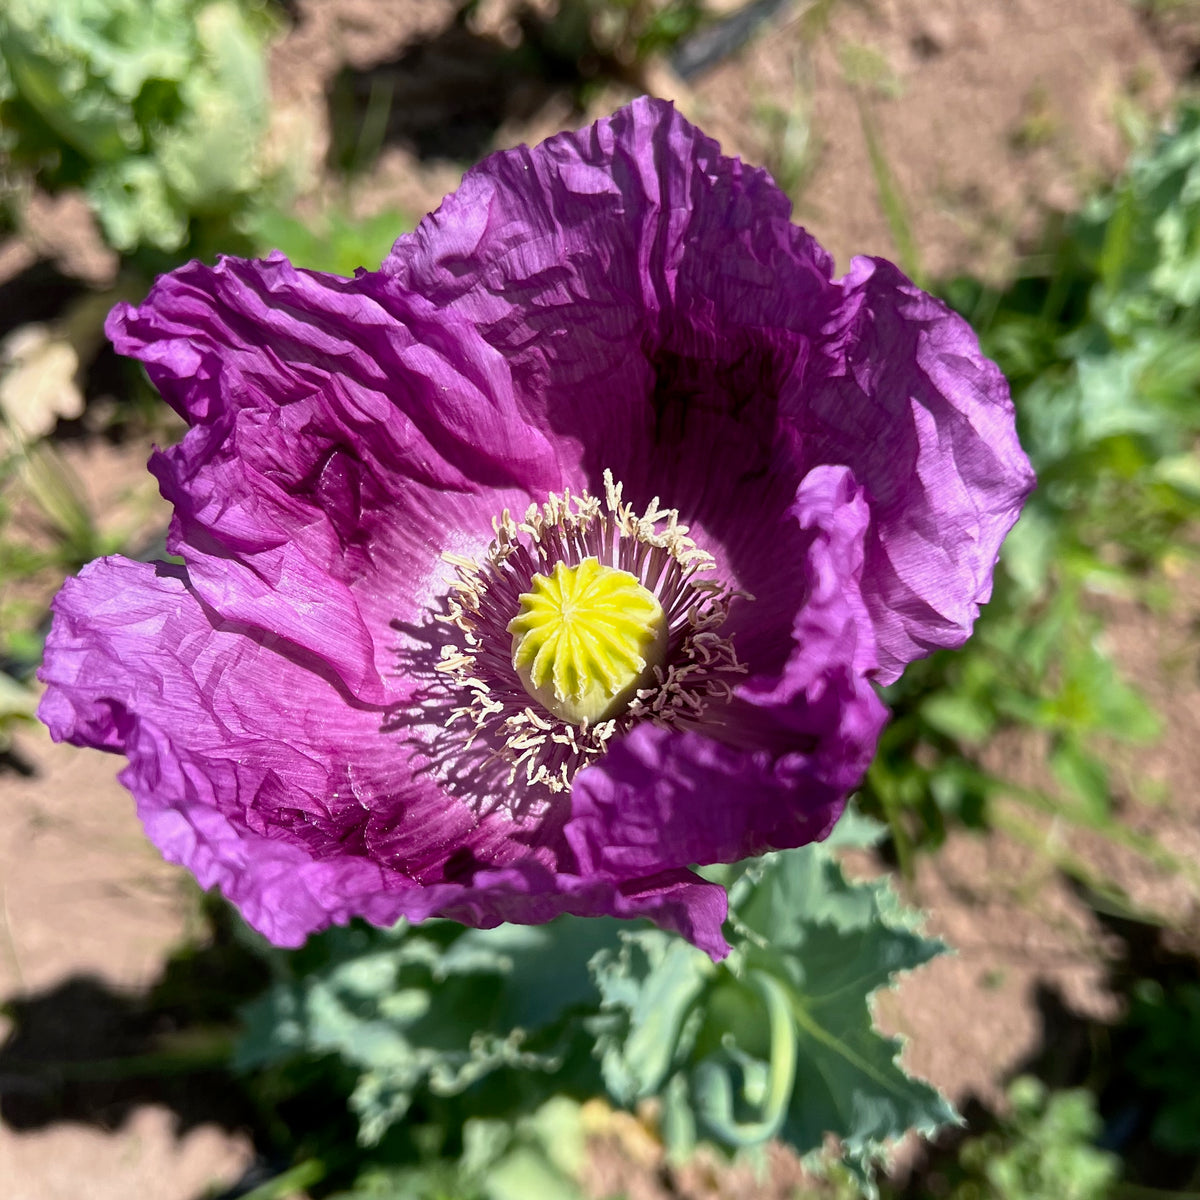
[435,470,747,794]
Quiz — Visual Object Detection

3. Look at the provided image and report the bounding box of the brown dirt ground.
[3,1,1199,1196]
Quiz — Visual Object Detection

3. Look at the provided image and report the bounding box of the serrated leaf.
[822,805,889,852]
[736,851,958,1181]
[777,939,955,1170]
[592,835,957,1185]
[235,915,621,1146]
[591,928,713,1104]
[734,839,884,944]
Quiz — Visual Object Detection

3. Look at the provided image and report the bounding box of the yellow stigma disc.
[508,558,669,725]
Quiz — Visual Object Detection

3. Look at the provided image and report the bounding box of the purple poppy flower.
[38,98,1033,959]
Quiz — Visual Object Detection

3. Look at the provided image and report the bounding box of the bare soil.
[3,1,1199,1196]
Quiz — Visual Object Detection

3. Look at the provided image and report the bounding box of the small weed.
[756,55,819,203]
[1010,84,1059,153]
[837,40,904,100]
[955,1078,1119,1200]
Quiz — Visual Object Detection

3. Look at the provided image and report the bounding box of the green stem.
[2,1031,235,1084]
[992,808,1173,926]
[854,93,923,287]
[873,775,914,881]
[235,1159,326,1200]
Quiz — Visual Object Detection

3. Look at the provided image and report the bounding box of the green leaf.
[1048,740,1110,820]
[958,1077,1118,1200]
[87,157,188,251]
[445,917,622,1032]
[0,0,145,163]
[1152,451,1200,499]
[235,916,620,1146]
[327,1098,587,1200]
[735,849,958,1180]
[591,928,714,1105]
[919,693,996,744]
[465,1097,587,1200]
[1080,99,1200,316]
[999,503,1057,599]
[0,671,37,751]
[0,0,271,253]
[1127,982,1200,1154]
[591,832,957,1185]
[155,1,268,210]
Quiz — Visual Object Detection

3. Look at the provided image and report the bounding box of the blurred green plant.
[0,665,37,751]
[235,914,616,1149]
[756,50,819,205]
[951,1077,1120,1200]
[0,431,125,739]
[0,0,274,257]
[1124,980,1200,1155]
[594,812,954,1190]
[322,1097,589,1200]
[861,101,1200,899]
[831,34,922,284]
[534,0,708,71]
[248,203,411,277]
[0,283,151,695]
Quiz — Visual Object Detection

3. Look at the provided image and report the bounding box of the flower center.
[431,470,747,794]
[508,558,669,725]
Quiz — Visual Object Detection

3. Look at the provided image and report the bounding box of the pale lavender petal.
[802,257,1035,680]
[107,255,565,704]
[39,557,728,951]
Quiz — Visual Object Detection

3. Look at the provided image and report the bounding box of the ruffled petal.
[107,255,566,704]
[385,95,837,513]
[37,557,477,870]
[804,257,1036,680]
[566,466,888,876]
[38,557,729,954]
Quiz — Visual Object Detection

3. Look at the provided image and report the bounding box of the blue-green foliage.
[325,1097,588,1200]
[233,815,953,1193]
[593,814,956,1191]
[0,0,271,253]
[236,916,616,1147]
[866,103,1200,861]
